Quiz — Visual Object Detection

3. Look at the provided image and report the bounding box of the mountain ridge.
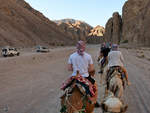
[0,0,74,47]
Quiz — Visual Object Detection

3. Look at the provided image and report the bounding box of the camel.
[101,91,128,113]
[98,57,108,85]
[98,59,127,113]
[60,70,97,113]
[98,58,124,98]
[106,70,124,98]
[60,84,95,113]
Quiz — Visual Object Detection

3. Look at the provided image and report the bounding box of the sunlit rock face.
[87,25,105,44]
[88,25,105,37]
[55,19,106,44]
[55,19,93,42]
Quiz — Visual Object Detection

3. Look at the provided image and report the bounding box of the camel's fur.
[107,71,123,98]
[99,59,123,99]
[99,57,109,84]
[101,91,128,113]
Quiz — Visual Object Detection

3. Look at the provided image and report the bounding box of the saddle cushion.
[61,75,96,97]
[107,66,126,90]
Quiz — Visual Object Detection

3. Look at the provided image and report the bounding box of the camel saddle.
[61,75,96,97]
[106,66,126,89]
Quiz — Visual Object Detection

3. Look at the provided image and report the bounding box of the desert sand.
[0,45,150,113]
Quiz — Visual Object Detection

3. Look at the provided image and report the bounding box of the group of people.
[98,42,130,86]
[62,40,131,106]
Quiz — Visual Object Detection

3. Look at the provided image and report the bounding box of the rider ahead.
[98,43,110,73]
[107,44,131,86]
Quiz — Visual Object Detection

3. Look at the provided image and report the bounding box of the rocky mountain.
[54,19,93,42]
[104,12,122,44]
[55,19,105,44]
[55,19,78,24]
[104,0,150,47]
[0,0,74,47]
[87,25,105,44]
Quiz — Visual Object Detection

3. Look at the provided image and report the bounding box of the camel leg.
[114,78,123,98]
[100,73,103,84]
[104,88,108,98]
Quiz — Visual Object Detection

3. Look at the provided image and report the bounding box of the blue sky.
[25,0,127,27]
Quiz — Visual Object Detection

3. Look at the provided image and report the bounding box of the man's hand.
[127,81,131,86]
[88,64,94,72]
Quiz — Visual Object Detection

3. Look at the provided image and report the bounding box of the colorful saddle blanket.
[61,75,96,97]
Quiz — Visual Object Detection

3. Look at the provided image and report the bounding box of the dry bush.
[146,57,150,61]
[136,53,145,58]
[136,50,144,53]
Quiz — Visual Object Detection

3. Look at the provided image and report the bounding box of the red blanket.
[61,75,96,97]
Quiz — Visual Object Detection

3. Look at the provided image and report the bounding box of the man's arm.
[88,64,94,72]
[120,52,125,64]
[68,55,73,71]
[68,64,73,71]
[88,56,94,72]
[88,55,94,72]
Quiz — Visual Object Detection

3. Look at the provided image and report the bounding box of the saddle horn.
[74,70,80,79]
[76,70,80,75]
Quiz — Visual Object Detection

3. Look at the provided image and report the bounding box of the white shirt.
[108,51,124,68]
[68,52,93,77]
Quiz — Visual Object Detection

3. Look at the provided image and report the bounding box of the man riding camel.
[107,44,131,86]
[68,40,94,77]
[62,40,99,107]
[98,42,110,74]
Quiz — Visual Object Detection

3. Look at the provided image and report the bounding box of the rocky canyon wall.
[104,0,150,46]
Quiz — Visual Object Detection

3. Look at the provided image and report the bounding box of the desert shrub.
[121,40,128,43]
[147,57,150,61]
[60,43,64,46]
[137,53,145,58]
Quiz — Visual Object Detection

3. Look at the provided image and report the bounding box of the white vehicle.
[2,47,20,57]
[36,46,49,53]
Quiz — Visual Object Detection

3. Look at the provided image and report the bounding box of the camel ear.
[101,103,105,110]
[89,70,95,76]
[121,105,128,112]
[105,104,108,111]
[101,103,108,111]
[60,94,66,99]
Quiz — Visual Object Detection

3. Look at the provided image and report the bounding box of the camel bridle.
[60,87,89,113]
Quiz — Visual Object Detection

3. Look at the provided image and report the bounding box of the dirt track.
[0,45,150,113]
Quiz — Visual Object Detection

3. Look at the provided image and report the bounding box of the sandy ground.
[0,45,150,113]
